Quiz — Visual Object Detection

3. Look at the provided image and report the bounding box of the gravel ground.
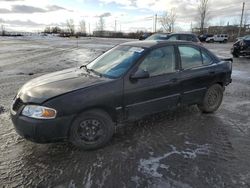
[0,36,250,188]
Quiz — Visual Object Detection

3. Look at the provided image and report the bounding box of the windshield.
[146,33,169,40]
[87,45,145,78]
[243,35,250,40]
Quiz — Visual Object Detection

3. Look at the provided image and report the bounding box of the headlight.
[22,105,57,119]
[240,41,246,47]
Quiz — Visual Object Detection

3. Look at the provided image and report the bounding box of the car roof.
[150,32,196,36]
[120,40,197,48]
[169,32,196,36]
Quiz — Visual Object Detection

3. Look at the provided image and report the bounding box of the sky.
[0,0,249,33]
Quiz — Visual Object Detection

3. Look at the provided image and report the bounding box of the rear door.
[178,45,216,105]
[123,45,181,120]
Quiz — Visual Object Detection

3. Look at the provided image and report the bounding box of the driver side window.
[138,46,176,77]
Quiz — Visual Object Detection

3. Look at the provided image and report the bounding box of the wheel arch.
[75,105,118,123]
[216,82,224,87]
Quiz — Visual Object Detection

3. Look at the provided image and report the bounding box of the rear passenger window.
[186,35,194,41]
[192,36,198,42]
[179,35,187,41]
[201,51,213,65]
[168,35,178,41]
[178,46,202,69]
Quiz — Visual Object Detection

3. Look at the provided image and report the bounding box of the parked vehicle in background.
[199,34,213,42]
[139,33,152,40]
[231,35,250,57]
[206,34,228,43]
[145,33,202,44]
[145,33,169,40]
[11,40,232,150]
[236,35,250,42]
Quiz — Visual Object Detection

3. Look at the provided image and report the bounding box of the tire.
[232,52,239,58]
[69,109,115,150]
[198,84,224,113]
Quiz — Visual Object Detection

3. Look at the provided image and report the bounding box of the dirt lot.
[0,37,250,188]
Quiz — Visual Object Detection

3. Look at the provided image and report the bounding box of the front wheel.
[198,84,224,113]
[69,109,115,150]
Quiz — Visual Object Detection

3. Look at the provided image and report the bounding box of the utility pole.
[88,23,91,36]
[238,2,245,37]
[155,14,157,32]
[115,20,117,32]
[152,15,155,32]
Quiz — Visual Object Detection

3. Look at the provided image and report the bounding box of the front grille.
[12,98,24,112]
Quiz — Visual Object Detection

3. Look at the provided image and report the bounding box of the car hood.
[17,68,112,103]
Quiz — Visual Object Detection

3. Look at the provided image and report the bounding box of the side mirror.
[130,69,150,80]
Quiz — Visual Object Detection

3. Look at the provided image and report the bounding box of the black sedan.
[11,40,232,150]
[231,35,250,57]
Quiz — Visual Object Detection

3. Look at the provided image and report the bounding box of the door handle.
[209,71,215,75]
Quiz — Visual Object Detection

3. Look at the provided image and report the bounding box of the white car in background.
[206,34,228,43]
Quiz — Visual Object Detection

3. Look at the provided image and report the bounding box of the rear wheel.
[232,52,239,58]
[70,109,114,150]
[198,84,224,113]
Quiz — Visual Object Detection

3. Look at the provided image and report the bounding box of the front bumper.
[11,111,74,143]
[231,47,250,56]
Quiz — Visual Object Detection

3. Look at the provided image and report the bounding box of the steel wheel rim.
[207,88,220,107]
[77,119,104,143]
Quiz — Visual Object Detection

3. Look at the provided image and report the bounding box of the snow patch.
[232,70,250,80]
[138,143,210,178]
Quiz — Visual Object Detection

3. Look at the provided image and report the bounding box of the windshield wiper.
[89,69,103,77]
[80,64,90,73]
[80,65,102,77]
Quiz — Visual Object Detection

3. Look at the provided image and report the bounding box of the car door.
[123,45,181,120]
[178,45,216,105]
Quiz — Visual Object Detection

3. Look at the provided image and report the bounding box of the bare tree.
[66,19,75,35]
[160,9,176,32]
[197,0,209,34]
[96,16,105,31]
[51,26,61,34]
[79,19,86,34]
[44,26,51,34]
